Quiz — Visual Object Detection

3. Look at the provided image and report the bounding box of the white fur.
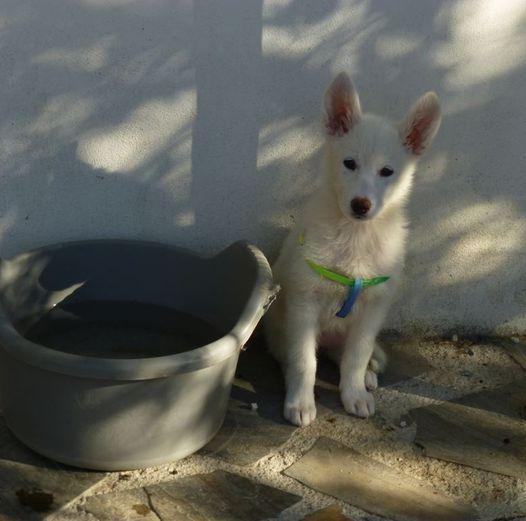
[265,72,441,427]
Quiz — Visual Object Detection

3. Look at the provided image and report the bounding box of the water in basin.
[23,301,224,359]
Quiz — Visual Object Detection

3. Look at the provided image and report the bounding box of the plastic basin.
[0,240,277,470]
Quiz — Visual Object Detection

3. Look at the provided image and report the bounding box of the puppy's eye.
[379,166,394,177]
[343,158,357,171]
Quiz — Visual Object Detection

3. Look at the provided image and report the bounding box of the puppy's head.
[324,72,441,221]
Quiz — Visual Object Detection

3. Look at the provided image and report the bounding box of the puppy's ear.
[324,72,362,136]
[399,92,441,155]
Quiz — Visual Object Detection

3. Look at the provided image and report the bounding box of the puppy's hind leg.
[322,340,378,391]
[364,367,378,391]
[364,342,388,391]
[369,342,388,374]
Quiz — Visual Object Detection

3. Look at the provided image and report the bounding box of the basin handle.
[263,283,280,313]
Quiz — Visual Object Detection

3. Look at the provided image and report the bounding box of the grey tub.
[0,240,277,470]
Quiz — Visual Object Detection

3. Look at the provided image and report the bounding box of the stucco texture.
[0,0,524,334]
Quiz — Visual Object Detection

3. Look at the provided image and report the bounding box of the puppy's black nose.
[351,197,371,216]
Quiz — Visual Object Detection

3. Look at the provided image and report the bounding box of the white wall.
[0,0,524,334]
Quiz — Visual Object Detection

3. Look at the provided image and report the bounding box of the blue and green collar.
[298,232,390,318]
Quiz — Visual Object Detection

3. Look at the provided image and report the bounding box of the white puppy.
[265,72,441,427]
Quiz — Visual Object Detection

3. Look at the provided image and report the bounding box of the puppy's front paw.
[364,369,378,391]
[341,387,375,418]
[284,390,317,427]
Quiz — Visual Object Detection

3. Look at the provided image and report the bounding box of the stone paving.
[284,437,476,521]
[0,334,525,521]
[81,470,300,521]
[0,416,104,520]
